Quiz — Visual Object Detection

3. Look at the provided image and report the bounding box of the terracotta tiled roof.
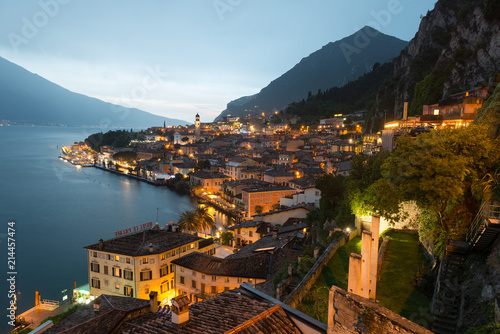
[84,230,201,257]
[120,289,301,334]
[44,295,150,334]
[171,252,270,279]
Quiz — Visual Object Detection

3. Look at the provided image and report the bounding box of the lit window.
[115,255,120,261]
[143,258,149,264]
[115,284,120,289]
[113,267,122,278]
[161,253,166,261]
[161,281,169,294]
[145,288,149,294]
[225,277,230,283]
[248,278,253,283]
[124,286,133,297]
[126,258,131,264]
[160,266,168,277]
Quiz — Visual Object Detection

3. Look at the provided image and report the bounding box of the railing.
[38,299,60,310]
[466,201,488,247]
[486,201,500,222]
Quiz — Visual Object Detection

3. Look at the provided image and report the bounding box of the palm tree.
[177,210,199,234]
[195,206,216,233]
[177,207,216,235]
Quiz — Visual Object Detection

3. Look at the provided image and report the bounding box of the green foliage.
[409,62,453,116]
[195,159,211,171]
[255,205,263,214]
[220,231,233,245]
[465,322,500,334]
[297,255,316,276]
[177,206,215,233]
[458,2,474,23]
[381,124,496,232]
[283,62,394,122]
[85,130,133,152]
[113,151,137,162]
[40,304,81,326]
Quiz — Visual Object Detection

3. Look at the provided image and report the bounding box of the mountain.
[380,0,500,119]
[214,26,408,121]
[0,57,188,127]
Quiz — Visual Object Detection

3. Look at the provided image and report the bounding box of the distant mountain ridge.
[215,26,408,121]
[0,56,188,127]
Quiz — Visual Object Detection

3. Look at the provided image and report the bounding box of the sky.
[0,0,437,123]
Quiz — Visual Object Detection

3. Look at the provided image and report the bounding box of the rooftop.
[84,229,201,257]
[171,251,270,279]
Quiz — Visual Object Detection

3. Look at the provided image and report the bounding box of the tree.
[195,206,216,232]
[177,207,216,234]
[113,151,137,162]
[181,136,189,143]
[195,160,211,171]
[381,124,497,233]
[255,205,263,214]
[221,231,233,245]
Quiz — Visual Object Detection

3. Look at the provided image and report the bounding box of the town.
[13,84,500,334]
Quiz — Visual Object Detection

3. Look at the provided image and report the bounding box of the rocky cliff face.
[387,0,500,119]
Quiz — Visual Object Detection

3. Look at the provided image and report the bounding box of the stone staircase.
[431,241,467,334]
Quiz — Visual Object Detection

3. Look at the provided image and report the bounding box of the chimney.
[149,243,154,253]
[149,291,158,313]
[171,294,190,325]
[98,239,104,250]
[94,299,101,313]
[272,228,278,240]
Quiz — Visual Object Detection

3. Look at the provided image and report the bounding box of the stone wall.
[327,286,433,334]
[357,201,421,233]
[283,230,359,308]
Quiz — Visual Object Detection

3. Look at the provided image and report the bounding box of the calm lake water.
[0,126,218,331]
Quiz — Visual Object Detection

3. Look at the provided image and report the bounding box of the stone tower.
[195,113,200,141]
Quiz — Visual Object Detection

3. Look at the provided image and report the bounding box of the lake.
[0,126,222,331]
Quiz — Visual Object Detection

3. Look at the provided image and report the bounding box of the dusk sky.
[0,0,437,123]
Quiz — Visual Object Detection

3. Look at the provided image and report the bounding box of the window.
[90,263,100,273]
[249,231,253,237]
[201,274,205,280]
[201,283,205,293]
[91,278,100,289]
[180,267,184,272]
[224,287,229,291]
[171,251,175,257]
[192,280,197,289]
[212,275,217,282]
[161,253,166,261]
[237,278,242,283]
[104,266,109,275]
[180,276,185,285]
[107,254,111,260]
[182,246,186,252]
[160,266,168,277]
[93,251,97,258]
[140,270,152,281]
[143,258,149,264]
[248,278,253,283]
[124,270,133,281]
[115,255,120,261]
[145,288,149,294]
[113,268,122,278]
[126,257,131,264]
[161,281,169,294]
[190,243,195,249]
[237,229,241,235]
[225,277,230,283]
[170,264,174,273]
[115,284,120,289]
[211,286,217,294]
[124,286,133,297]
